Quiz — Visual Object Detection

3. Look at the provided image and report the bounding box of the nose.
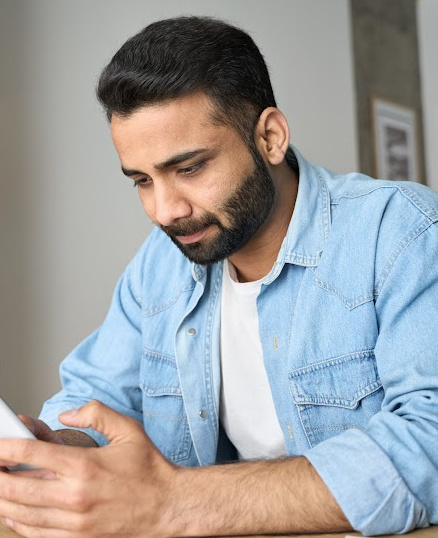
[141,182,192,227]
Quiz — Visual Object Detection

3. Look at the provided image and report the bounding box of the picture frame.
[372,98,420,183]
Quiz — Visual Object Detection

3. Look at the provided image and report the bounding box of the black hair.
[96,16,277,147]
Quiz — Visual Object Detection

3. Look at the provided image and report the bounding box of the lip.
[176,227,209,245]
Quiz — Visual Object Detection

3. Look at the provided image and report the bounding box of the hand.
[0,417,64,471]
[0,401,179,537]
[19,416,65,445]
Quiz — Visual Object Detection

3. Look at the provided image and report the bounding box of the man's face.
[111,93,275,265]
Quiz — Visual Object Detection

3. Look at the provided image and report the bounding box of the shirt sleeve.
[306,218,438,535]
[39,242,147,447]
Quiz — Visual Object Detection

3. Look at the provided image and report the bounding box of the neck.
[229,161,298,283]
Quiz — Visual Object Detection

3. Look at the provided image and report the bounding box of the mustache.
[161,214,222,237]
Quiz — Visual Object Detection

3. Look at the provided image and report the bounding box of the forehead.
[110,93,229,165]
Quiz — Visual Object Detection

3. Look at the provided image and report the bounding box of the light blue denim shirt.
[40,147,438,535]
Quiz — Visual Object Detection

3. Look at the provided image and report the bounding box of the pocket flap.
[289,350,381,409]
[140,351,182,397]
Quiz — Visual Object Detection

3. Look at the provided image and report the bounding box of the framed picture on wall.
[372,98,420,182]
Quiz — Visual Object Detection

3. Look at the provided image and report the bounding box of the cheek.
[199,173,235,208]
[205,189,226,208]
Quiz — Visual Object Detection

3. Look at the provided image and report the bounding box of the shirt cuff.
[305,428,429,535]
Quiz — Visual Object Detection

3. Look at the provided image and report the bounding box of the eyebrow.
[121,148,209,177]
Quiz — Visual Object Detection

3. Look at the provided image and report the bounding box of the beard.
[160,147,276,265]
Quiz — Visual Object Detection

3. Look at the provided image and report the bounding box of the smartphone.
[0,396,36,440]
[0,396,37,470]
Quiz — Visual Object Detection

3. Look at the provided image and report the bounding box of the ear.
[254,107,290,165]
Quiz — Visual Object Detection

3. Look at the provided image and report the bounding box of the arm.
[306,216,438,534]
[173,455,351,535]
[38,236,149,447]
[55,430,97,448]
[19,415,97,448]
[0,401,350,537]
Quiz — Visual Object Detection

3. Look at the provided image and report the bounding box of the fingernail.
[41,471,57,480]
[4,518,14,528]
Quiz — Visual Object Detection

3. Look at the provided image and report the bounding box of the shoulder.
[325,170,438,223]
[320,170,438,252]
[314,169,438,297]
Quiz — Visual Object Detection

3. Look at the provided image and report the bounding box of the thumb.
[58,400,146,444]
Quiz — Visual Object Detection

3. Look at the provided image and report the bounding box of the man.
[1,15,438,537]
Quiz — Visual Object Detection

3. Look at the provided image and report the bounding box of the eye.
[133,177,151,188]
[177,161,205,176]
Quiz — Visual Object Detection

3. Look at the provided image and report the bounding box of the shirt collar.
[282,147,331,264]
[258,146,330,284]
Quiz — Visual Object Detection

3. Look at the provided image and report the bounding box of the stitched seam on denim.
[293,382,382,408]
[289,349,375,377]
[332,184,399,203]
[282,171,329,268]
[332,183,438,219]
[142,388,182,396]
[168,424,192,462]
[203,264,223,430]
[191,263,206,281]
[310,423,365,433]
[167,423,192,461]
[142,284,195,317]
[316,170,331,243]
[375,219,435,295]
[286,267,307,357]
[140,377,181,396]
[294,394,313,449]
[143,412,185,420]
[284,252,321,266]
[310,268,374,310]
[141,351,180,394]
[398,184,438,221]
[143,348,176,363]
[143,414,191,461]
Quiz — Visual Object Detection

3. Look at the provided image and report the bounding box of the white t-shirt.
[219,260,286,460]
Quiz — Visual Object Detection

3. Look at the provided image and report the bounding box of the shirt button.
[199,409,207,419]
[188,328,196,336]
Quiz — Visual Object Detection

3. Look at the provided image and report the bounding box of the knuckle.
[86,400,103,413]
[68,489,90,513]
[16,439,35,462]
[1,480,16,501]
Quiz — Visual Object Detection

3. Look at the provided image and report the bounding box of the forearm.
[56,429,98,447]
[171,456,352,536]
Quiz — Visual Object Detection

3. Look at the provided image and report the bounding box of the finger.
[18,417,64,445]
[0,497,83,533]
[17,415,37,436]
[0,438,85,475]
[0,473,63,508]
[59,400,146,444]
[1,516,73,538]
[0,462,16,469]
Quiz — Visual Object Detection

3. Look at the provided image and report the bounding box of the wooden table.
[1,525,438,538]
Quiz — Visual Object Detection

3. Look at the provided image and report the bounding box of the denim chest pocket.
[139,350,192,463]
[289,350,383,447]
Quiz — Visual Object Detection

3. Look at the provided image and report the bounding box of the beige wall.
[418,0,438,193]
[0,0,379,416]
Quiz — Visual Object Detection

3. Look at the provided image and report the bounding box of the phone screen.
[0,396,36,440]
